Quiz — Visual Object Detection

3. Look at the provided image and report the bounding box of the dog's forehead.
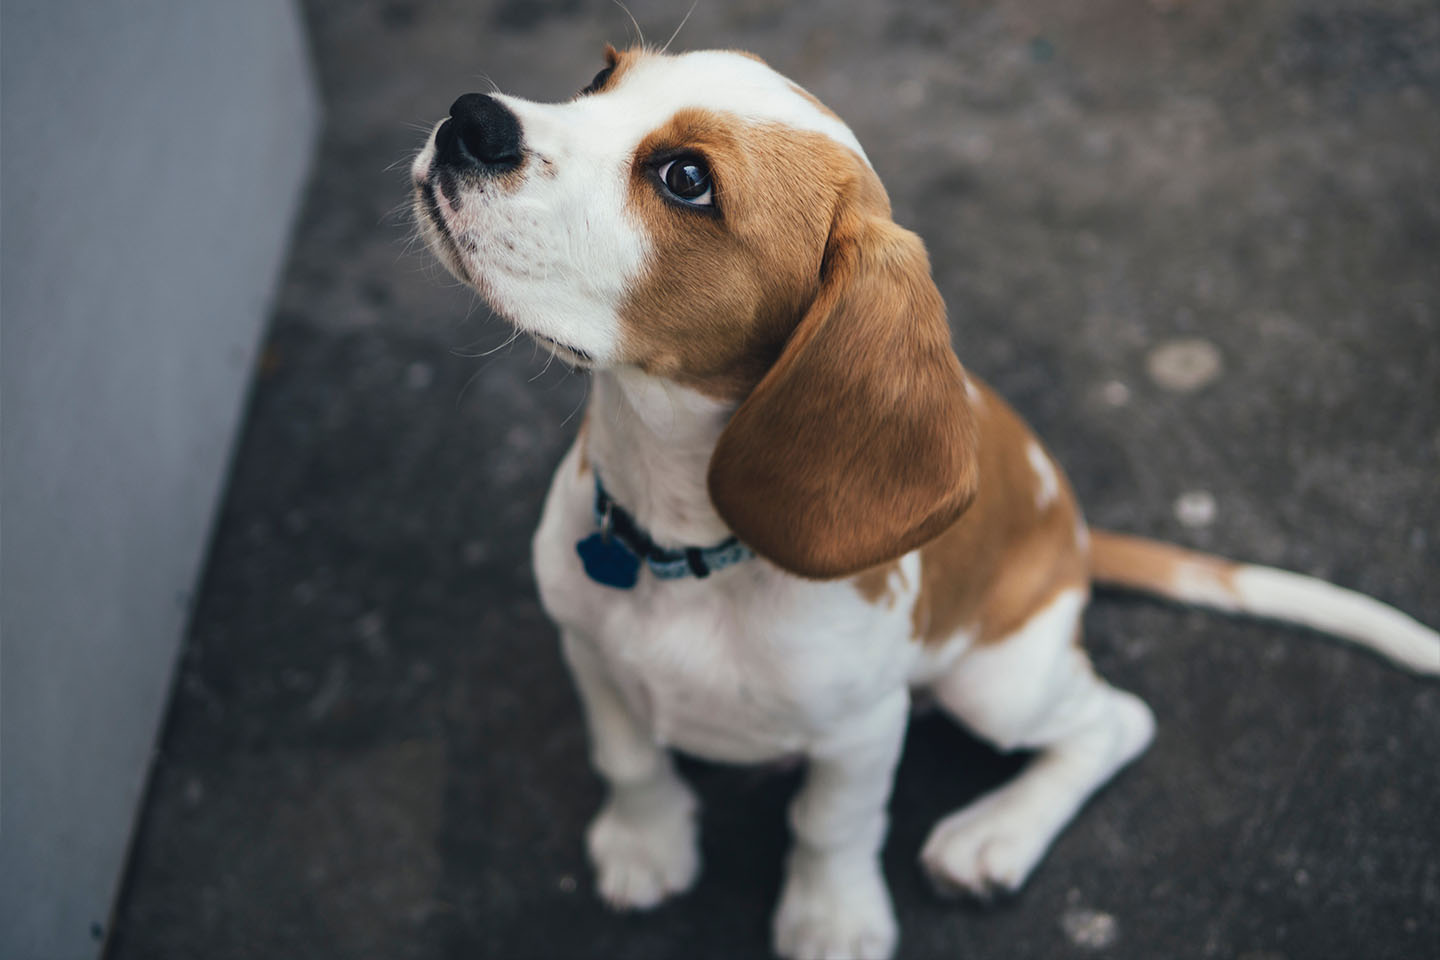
[525,50,870,167]
[622,52,868,162]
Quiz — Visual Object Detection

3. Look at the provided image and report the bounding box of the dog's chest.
[533,462,921,762]
[602,573,915,761]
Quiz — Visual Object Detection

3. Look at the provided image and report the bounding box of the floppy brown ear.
[708,211,979,579]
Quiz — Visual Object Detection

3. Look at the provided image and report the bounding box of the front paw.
[586,783,699,911]
[919,792,1048,899]
[773,851,897,960]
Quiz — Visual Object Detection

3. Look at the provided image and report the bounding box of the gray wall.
[0,2,318,956]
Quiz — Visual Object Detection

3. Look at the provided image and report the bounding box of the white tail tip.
[1230,566,1440,676]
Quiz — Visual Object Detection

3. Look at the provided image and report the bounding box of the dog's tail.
[1088,530,1439,675]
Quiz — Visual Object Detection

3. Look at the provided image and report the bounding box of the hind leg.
[920,587,1155,897]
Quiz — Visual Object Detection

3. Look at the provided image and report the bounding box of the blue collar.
[574,474,753,589]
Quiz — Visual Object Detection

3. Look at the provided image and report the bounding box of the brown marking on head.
[906,381,1090,645]
[618,108,877,398]
[610,61,979,580]
[580,44,634,97]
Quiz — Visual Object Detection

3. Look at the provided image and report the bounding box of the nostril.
[444,92,522,170]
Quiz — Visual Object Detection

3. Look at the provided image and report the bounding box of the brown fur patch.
[707,204,979,579]
[618,107,873,399]
[909,381,1089,645]
[581,44,632,97]
[1089,530,1238,598]
[612,91,978,578]
[853,560,905,608]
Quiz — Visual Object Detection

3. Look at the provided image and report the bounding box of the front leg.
[560,630,700,910]
[775,690,909,960]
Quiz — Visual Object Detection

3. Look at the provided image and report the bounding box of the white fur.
[1168,559,1243,611]
[1026,440,1060,510]
[1230,565,1440,675]
[1154,557,1439,673]
[561,630,701,909]
[411,112,646,364]
[585,368,736,547]
[963,376,984,407]
[922,589,1155,896]
[535,372,927,959]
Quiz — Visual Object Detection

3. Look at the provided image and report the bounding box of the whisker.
[530,347,558,383]
[452,325,524,359]
[559,374,591,427]
[612,1,646,48]
[455,365,487,409]
[662,1,699,54]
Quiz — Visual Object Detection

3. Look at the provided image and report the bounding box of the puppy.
[411,45,1439,960]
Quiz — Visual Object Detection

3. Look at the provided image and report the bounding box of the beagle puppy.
[411,46,1439,960]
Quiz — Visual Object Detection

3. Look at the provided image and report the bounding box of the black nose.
[435,93,522,172]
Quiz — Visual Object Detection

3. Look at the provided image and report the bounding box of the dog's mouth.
[530,332,595,369]
[418,181,470,273]
[416,181,596,371]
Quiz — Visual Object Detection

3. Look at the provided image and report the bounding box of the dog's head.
[413,47,978,578]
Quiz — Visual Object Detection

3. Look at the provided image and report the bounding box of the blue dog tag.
[577,533,640,589]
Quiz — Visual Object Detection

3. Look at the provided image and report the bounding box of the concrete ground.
[108,2,1439,958]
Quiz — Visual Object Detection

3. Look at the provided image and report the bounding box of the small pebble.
[1146,338,1223,393]
[1100,380,1131,407]
[1061,908,1119,950]
[1174,489,1217,528]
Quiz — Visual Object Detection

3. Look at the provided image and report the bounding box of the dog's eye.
[580,65,614,96]
[657,156,714,207]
